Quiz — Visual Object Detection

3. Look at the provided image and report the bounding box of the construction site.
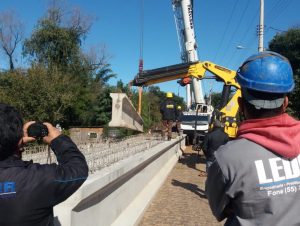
[1,0,299,225]
[19,0,257,225]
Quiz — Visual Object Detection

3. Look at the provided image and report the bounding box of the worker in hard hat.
[160,92,177,141]
[206,51,300,225]
[176,105,183,136]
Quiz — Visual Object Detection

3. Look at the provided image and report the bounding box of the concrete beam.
[53,137,186,226]
[109,93,143,132]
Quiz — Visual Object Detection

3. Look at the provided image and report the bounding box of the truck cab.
[180,104,213,144]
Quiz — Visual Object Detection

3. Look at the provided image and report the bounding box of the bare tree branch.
[0,9,24,70]
[85,44,113,71]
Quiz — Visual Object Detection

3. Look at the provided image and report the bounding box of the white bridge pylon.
[109,93,144,132]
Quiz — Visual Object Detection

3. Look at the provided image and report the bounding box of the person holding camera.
[0,103,88,226]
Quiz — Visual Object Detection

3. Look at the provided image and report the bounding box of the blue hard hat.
[236,51,294,93]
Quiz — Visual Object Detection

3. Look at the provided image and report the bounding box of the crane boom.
[132,61,241,138]
[172,0,204,107]
[133,61,239,87]
[131,0,241,139]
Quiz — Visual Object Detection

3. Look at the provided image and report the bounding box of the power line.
[265,0,287,22]
[226,6,259,67]
[225,48,237,67]
[220,0,251,66]
[267,0,294,25]
[265,0,285,16]
[213,0,239,62]
[239,33,257,62]
[228,0,294,67]
[266,26,287,33]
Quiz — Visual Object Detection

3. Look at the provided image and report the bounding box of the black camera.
[27,122,48,139]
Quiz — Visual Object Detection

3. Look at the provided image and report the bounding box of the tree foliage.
[0,3,115,128]
[268,27,300,118]
[210,92,222,109]
[0,66,81,123]
[23,6,88,70]
[129,86,185,130]
[0,2,188,135]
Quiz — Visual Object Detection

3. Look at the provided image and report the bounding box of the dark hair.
[0,103,23,160]
[244,100,283,119]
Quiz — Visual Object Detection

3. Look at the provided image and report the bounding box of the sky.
[0,0,299,101]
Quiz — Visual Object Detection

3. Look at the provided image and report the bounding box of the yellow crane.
[132,60,241,138]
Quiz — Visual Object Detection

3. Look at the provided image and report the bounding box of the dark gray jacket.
[0,135,88,226]
[202,127,229,162]
[206,138,300,226]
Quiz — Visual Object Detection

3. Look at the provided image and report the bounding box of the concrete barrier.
[108,93,143,132]
[54,136,185,226]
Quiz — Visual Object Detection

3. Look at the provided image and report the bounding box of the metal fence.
[22,134,163,173]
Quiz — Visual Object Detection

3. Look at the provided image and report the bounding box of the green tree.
[0,66,81,123]
[115,80,130,94]
[139,91,162,130]
[0,70,27,109]
[210,92,222,109]
[268,27,300,118]
[96,64,117,85]
[20,3,116,127]
[133,86,185,130]
[92,86,113,126]
[147,86,185,109]
[23,5,91,71]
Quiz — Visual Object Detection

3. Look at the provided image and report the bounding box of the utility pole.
[258,0,264,52]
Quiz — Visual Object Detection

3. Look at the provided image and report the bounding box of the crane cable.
[137,0,144,115]
[139,0,144,71]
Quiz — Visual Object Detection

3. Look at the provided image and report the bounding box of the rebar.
[22,134,163,174]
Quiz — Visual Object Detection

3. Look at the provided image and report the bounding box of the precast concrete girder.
[109,93,143,132]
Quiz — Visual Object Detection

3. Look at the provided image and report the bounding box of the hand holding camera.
[27,122,49,139]
[23,121,61,144]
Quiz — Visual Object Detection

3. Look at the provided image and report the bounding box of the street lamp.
[236,45,246,49]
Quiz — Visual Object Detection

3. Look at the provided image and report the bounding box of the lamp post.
[236,45,246,49]
[258,0,264,52]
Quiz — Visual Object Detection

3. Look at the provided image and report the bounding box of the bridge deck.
[138,146,223,226]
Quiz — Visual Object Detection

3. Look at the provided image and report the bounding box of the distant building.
[69,127,104,144]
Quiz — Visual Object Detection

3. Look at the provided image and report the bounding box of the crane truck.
[171,0,212,144]
[132,0,241,143]
[132,60,241,139]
